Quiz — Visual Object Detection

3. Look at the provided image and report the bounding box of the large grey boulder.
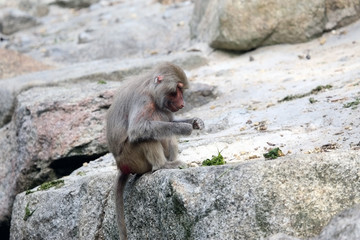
[0,52,207,128]
[315,204,360,240]
[0,54,211,236]
[190,0,360,51]
[0,8,39,35]
[17,0,51,17]
[10,151,360,239]
[3,0,195,64]
[10,154,118,240]
[0,82,116,238]
[268,204,360,240]
[0,88,13,126]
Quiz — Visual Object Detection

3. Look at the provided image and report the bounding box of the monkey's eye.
[169,91,177,97]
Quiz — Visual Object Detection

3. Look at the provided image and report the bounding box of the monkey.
[106,62,204,240]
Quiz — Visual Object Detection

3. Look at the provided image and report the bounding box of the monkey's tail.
[115,172,130,240]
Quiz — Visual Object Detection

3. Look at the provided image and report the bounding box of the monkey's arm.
[128,120,193,142]
[173,117,205,130]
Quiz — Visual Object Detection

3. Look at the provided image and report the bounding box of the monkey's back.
[106,79,139,157]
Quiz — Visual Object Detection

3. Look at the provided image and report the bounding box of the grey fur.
[106,62,204,240]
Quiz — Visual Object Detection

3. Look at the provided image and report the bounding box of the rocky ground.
[0,0,193,65]
[1,0,359,163]
[1,0,360,239]
[179,23,360,165]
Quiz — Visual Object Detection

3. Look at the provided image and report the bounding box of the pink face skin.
[166,82,185,112]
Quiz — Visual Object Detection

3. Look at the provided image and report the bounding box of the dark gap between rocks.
[0,220,10,240]
[50,153,107,177]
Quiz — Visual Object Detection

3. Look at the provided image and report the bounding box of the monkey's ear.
[154,75,164,84]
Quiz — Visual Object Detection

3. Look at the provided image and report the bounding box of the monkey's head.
[151,63,189,113]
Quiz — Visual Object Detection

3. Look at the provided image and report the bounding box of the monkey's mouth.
[168,102,183,112]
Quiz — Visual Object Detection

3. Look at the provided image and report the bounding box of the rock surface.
[268,204,360,240]
[190,0,360,51]
[10,151,360,239]
[0,52,207,127]
[315,204,360,240]
[2,0,194,64]
[54,0,99,8]
[0,0,360,239]
[0,8,39,35]
[0,82,115,230]
[0,48,52,79]
[10,154,117,240]
[0,55,212,236]
[17,0,50,17]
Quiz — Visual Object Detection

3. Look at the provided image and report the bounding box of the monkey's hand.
[192,117,205,130]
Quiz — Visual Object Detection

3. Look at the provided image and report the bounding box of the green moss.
[310,85,332,94]
[202,151,226,166]
[263,148,284,159]
[37,179,64,191]
[97,80,107,84]
[279,85,332,102]
[279,93,308,102]
[26,179,65,194]
[76,171,86,176]
[24,203,35,221]
[343,98,359,109]
[309,97,318,104]
[25,189,35,195]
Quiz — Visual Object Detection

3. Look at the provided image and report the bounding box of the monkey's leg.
[138,141,167,171]
[162,136,178,162]
[159,137,185,169]
[117,142,152,174]
[137,141,182,171]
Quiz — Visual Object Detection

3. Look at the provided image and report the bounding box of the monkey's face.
[165,82,185,112]
[153,73,188,113]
